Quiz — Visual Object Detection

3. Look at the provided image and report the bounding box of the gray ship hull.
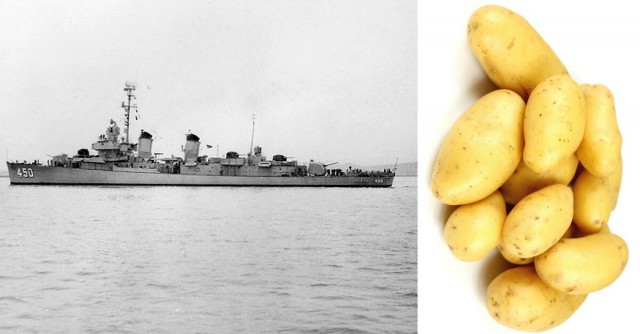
[6,163,394,187]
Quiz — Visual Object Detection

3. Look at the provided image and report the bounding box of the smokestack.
[138,130,153,160]
[184,133,200,165]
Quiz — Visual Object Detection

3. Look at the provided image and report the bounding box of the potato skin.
[607,158,623,210]
[467,5,568,100]
[486,265,587,332]
[497,242,533,265]
[573,169,611,234]
[535,233,628,294]
[444,191,506,261]
[502,184,573,258]
[576,84,622,177]
[431,89,524,205]
[500,154,579,205]
[523,75,586,174]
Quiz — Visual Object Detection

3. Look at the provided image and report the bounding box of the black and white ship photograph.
[0,0,416,333]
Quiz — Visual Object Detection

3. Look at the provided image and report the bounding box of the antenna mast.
[248,114,255,157]
[122,82,137,143]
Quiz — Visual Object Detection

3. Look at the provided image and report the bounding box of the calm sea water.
[0,176,416,334]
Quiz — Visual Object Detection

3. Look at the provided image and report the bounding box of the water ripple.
[309,326,374,334]
[33,270,52,275]
[401,291,417,298]
[0,275,29,280]
[39,286,71,292]
[15,313,36,319]
[146,282,177,290]
[0,296,28,303]
[0,326,21,332]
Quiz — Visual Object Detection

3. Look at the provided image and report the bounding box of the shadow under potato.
[437,203,458,235]
[477,250,515,303]
[469,74,498,99]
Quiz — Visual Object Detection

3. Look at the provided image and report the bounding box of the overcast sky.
[0,0,415,172]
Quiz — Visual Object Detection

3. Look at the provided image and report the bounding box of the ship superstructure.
[6,84,395,187]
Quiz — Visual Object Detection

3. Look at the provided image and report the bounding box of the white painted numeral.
[17,168,34,178]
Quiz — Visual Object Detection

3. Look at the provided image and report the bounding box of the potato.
[573,169,611,234]
[573,222,611,238]
[576,84,622,177]
[431,89,524,205]
[499,192,576,265]
[467,5,568,100]
[535,233,628,294]
[523,74,586,174]
[497,242,533,265]
[444,191,506,261]
[500,154,579,205]
[486,265,587,332]
[502,184,572,258]
[607,157,623,210]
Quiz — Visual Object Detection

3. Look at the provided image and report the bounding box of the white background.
[419,1,640,333]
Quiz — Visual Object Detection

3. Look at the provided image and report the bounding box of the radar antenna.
[248,114,256,157]
[122,82,137,143]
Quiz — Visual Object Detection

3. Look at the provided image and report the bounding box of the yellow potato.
[502,184,573,258]
[500,154,579,205]
[573,222,611,238]
[497,242,533,265]
[573,169,611,234]
[523,75,586,174]
[467,5,568,100]
[444,191,506,261]
[498,211,577,265]
[486,265,587,332]
[576,84,622,177]
[607,157,623,210]
[431,89,524,205]
[535,233,628,294]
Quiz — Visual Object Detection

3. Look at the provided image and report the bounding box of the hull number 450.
[17,168,34,178]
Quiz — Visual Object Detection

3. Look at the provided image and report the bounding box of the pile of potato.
[430,5,627,332]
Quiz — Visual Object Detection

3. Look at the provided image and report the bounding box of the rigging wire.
[134,108,163,141]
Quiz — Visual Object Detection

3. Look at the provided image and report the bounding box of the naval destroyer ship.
[6,83,395,187]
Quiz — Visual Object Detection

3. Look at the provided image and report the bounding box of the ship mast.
[122,82,137,143]
[248,113,255,157]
